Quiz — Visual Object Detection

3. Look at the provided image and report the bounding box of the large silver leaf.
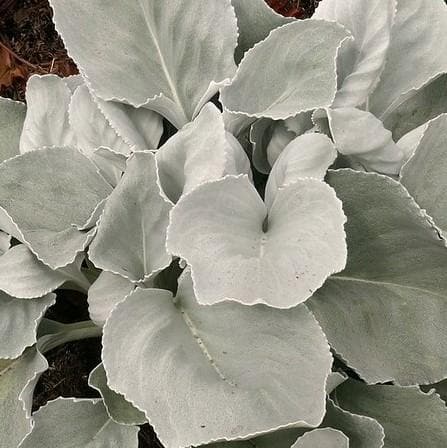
[0,245,87,299]
[88,363,146,426]
[0,97,25,162]
[335,380,447,448]
[167,175,346,308]
[400,114,447,237]
[19,75,75,153]
[221,20,350,120]
[314,0,395,108]
[50,0,238,128]
[231,0,292,63]
[370,0,447,118]
[157,103,250,204]
[89,151,172,282]
[20,398,139,448]
[0,147,112,269]
[309,169,447,385]
[102,271,332,448]
[291,428,349,448]
[0,292,55,359]
[327,107,404,174]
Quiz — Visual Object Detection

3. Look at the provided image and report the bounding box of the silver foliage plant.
[1,0,447,446]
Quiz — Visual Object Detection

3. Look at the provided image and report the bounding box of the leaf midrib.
[330,275,446,300]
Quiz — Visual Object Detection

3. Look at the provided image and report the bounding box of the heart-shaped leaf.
[309,169,447,385]
[221,20,351,120]
[102,271,332,448]
[50,0,238,128]
[167,175,346,308]
[89,151,172,282]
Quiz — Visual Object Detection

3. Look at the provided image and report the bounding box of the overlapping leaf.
[89,151,172,282]
[0,147,112,269]
[221,20,351,119]
[314,0,396,108]
[335,380,447,448]
[309,169,447,385]
[167,175,347,308]
[102,271,332,448]
[400,114,447,237]
[291,428,349,448]
[20,398,139,448]
[50,0,238,128]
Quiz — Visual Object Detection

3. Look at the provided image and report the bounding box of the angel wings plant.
[1,0,447,447]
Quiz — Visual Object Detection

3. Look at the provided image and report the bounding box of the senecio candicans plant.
[1,0,447,446]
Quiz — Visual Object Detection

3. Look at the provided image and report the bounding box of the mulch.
[0,1,317,447]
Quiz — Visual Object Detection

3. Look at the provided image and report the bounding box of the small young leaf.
[291,428,349,448]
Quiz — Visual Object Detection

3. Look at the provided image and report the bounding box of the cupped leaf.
[265,133,337,208]
[327,108,404,174]
[0,147,112,269]
[88,271,135,327]
[50,0,238,128]
[0,347,49,447]
[89,151,171,282]
[19,75,75,153]
[0,245,88,299]
[20,398,139,448]
[291,428,349,448]
[221,20,351,120]
[383,74,447,141]
[88,363,146,425]
[69,84,131,155]
[370,0,447,118]
[102,271,332,448]
[251,119,297,174]
[0,97,25,162]
[156,103,250,204]
[309,169,447,385]
[231,0,293,63]
[335,380,447,448]
[395,123,428,162]
[167,175,346,308]
[0,292,55,359]
[400,114,447,237]
[94,97,163,151]
[322,399,384,448]
[314,0,396,108]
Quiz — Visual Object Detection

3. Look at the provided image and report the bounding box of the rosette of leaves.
[1,0,447,447]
